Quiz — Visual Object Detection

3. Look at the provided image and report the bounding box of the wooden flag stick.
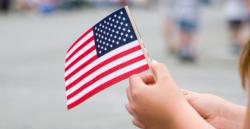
[125,6,156,80]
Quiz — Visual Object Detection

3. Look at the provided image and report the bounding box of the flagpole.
[124,6,156,80]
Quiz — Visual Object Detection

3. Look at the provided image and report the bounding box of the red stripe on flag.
[67,28,93,53]
[65,45,141,90]
[67,55,145,100]
[66,36,94,62]
[65,55,98,82]
[65,46,96,72]
[67,64,149,110]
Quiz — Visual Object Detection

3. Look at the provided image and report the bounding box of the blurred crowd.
[1,0,250,63]
[0,0,151,14]
[164,0,250,62]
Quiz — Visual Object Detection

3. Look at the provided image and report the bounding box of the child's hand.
[126,61,185,129]
[126,61,214,129]
[183,90,246,129]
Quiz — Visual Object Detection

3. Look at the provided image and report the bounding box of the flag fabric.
[64,7,149,110]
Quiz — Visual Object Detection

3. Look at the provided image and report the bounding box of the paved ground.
[0,3,248,129]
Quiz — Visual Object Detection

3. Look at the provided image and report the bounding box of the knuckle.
[132,120,139,127]
[132,119,144,128]
[131,88,140,98]
[126,104,134,115]
[130,103,136,111]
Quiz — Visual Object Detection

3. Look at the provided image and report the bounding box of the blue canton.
[93,8,137,57]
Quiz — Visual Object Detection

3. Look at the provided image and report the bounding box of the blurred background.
[0,0,249,129]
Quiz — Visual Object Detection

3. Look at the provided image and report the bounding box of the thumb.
[151,60,170,83]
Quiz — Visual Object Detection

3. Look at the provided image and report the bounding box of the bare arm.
[183,90,246,129]
[243,91,250,129]
[171,101,215,129]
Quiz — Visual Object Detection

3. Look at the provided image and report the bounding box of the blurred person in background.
[39,0,57,14]
[164,0,176,55]
[165,0,200,62]
[224,0,247,54]
[14,0,40,12]
[118,0,129,6]
[14,0,57,13]
[241,0,250,49]
[0,0,11,12]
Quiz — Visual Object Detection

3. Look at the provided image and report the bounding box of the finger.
[183,94,194,101]
[182,91,200,103]
[129,74,146,90]
[151,60,171,83]
[126,104,144,128]
[125,103,134,116]
[132,118,145,129]
[139,74,155,85]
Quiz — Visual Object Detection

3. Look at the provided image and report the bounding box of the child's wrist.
[219,101,246,129]
[228,103,246,125]
[170,100,214,129]
[166,100,192,128]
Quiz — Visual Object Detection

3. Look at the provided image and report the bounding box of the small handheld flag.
[64,6,150,110]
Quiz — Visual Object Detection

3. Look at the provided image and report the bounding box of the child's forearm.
[169,102,215,129]
[222,101,246,129]
[243,96,250,129]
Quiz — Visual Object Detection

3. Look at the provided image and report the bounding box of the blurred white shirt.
[172,0,200,21]
[224,0,247,21]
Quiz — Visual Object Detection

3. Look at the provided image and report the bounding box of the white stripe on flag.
[65,41,95,67]
[65,40,139,85]
[66,31,94,59]
[67,59,147,105]
[65,50,96,77]
[66,50,144,95]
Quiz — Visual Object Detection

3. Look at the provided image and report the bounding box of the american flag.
[64,7,149,110]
